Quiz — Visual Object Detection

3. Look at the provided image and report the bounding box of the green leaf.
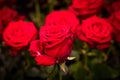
[92,63,119,80]
[69,62,88,80]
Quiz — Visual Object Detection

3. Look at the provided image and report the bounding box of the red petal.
[35,55,56,66]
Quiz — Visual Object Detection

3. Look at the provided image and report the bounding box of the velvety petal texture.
[3,20,38,54]
[76,16,113,50]
[40,25,73,60]
[29,24,74,66]
[29,40,56,66]
[35,55,56,66]
[29,10,78,66]
[45,10,79,33]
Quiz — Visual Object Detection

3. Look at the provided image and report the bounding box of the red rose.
[104,0,120,14]
[3,20,37,55]
[29,25,74,66]
[109,11,120,42]
[76,16,113,50]
[29,40,56,65]
[0,7,25,27]
[45,10,79,33]
[69,0,103,16]
[111,0,120,12]
[0,21,3,42]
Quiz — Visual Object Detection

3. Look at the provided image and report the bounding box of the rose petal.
[35,55,56,66]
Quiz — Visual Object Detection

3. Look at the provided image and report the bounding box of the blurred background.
[0,0,120,80]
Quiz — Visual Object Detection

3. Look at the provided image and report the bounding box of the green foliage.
[91,63,119,80]
[69,62,88,80]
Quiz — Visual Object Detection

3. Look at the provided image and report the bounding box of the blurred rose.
[45,10,79,33]
[76,16,113,50]
[29,25,74,66]
[69,0,103,16]
[109,11,120,42]
[0,7,26,27]
[3,20,37,55]
[111,0,120,12]
[0,21,3,42]
[104,0,120,14]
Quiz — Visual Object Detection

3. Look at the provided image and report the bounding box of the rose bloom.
[0,7,25,27]
[109,11,120,42]
[45,10,79,33]
[76,16,113,50]
[111,0,120,12]
[104,0,120,14]
[0,21,3,42]
[0,7,25,43]
[29,25,74,66]
[3,20,37,55]
[69,0,104,16]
